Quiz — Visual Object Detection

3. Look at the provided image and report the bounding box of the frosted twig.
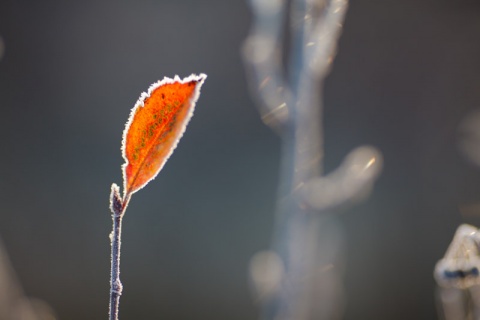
[109,184,130,320]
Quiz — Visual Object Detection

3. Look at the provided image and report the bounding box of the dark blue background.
[1,0,480,319]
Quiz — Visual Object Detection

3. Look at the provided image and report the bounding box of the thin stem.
[109,192,130,320]
[109,212,123,320]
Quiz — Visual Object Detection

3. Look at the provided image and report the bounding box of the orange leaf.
[121,74,206,197]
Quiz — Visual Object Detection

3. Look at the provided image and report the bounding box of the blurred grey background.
[1,0,480,319]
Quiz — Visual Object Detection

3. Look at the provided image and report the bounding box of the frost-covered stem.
[109,212,123,320]
[109,187,130,320]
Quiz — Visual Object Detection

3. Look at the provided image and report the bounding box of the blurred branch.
[435,224,480,320]
[242,0,291,131]
[243,0,382,319]
[0,236,56,320]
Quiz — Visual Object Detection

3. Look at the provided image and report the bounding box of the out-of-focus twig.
[0,236,56,320]
[243,0,291,132]
[243,0,382,319]
[435,224,480,320]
